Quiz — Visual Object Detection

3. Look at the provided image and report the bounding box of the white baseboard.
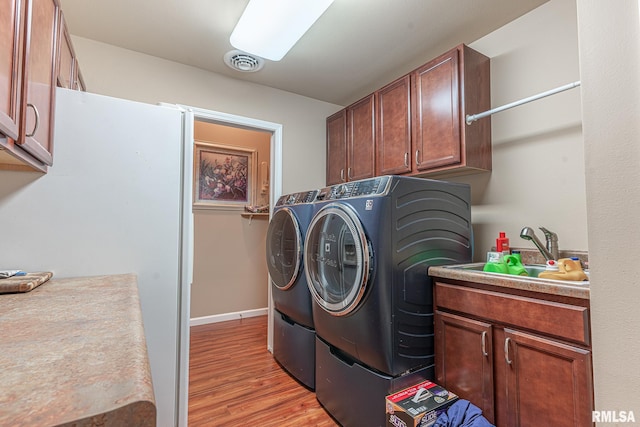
[190,307,268,326]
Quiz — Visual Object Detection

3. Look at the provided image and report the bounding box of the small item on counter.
[544,260,559,271]
[0,271,53,293]
[484,251,507,274]
[504,254,528,276]
[511,250,522,263]
[244,204,269,213]
[539,258,588,281]
[0,270,25,279]
[484,253,529,276]
[483,262,508,274]
[496,232,510,255]
[570,256,583,268]
[483,252,508,274]
[486,251,503,263]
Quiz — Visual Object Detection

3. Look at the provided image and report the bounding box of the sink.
[447,263,546,276]
[445,263,589,282]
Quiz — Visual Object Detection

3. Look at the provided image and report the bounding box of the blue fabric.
[433,399,495,427]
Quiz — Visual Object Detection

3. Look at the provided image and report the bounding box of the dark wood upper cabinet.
[326,44,491,186]
[376,74,412,176]
[18,0,59,166]
[1,0,62,172]
[326,109,347,186]
[56,11,75,89]
[2,0,83,172]
[56,10,84,91]
[326,94,375,186]
[0,0,23,142]
[413,48,461,171]
[412,44,491,176]
[346,94,375,182]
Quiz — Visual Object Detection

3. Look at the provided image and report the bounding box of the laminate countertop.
[429,262,590,300]
[0,274,156,427]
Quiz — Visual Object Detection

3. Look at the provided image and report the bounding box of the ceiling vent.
[224,50,264,73]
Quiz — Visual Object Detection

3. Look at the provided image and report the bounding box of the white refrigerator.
[0,88,193,426]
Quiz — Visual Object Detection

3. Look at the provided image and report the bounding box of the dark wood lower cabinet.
[435,311,495,422]
[434,281,594,427]
[502,328,593,427]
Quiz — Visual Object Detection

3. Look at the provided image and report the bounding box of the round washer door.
[266,208,302,290]
[304,203,371,316]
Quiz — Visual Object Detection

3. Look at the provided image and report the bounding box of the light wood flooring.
[188,315,339,426]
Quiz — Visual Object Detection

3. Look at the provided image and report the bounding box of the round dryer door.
[304,203,371,316]
[266,208,302,290]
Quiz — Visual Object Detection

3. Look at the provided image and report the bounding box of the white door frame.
[175,105,282,427]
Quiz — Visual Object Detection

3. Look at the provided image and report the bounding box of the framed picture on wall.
[193,142,256,210]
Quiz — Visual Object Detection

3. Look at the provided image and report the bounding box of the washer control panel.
[275,189,319,207]
[315,176,391,201]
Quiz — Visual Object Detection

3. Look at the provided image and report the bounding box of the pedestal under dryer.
[265,190,318,389]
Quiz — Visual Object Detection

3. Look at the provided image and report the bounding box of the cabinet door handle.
[404,152,409,167]
[347,167,352,180]
[504,337,512,365]
[481,331,488,356]
[415,150,420,166]
[26,103,40,138]
[340,169,345,182]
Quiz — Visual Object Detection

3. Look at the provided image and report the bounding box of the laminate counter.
[429,263,590,300]
[0,274,156,426]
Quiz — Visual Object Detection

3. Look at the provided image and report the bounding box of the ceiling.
[58,0,548,106]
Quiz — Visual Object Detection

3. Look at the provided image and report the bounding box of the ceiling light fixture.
[230,0,335,61]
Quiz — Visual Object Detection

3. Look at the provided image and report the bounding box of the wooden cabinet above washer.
[326,44,492,186]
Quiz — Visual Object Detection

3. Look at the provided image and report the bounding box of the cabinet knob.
[26,103,40,138]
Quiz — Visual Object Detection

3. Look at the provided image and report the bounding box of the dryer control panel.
[275,189,319,207]
[315,176,391,201]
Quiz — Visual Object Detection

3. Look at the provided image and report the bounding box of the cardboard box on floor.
[386,380,458,427]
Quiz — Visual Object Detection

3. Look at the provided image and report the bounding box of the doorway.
[190,121,272,321]
[177,106,283,426]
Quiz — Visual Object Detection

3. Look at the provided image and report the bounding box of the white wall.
[71,36,341,194]
[451,0,587,257]
[576,0,640,420]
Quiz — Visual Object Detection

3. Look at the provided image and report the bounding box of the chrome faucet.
[520,226,559,261]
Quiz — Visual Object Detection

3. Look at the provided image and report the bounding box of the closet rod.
[465,80,581,125]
